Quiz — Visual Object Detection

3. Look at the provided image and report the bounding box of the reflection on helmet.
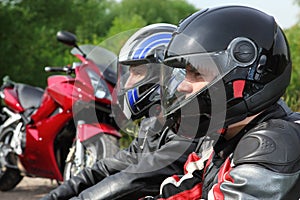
[161,6,291,139]
[116,23,177,124]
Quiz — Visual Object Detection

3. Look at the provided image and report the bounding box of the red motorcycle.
[0,31,121,191]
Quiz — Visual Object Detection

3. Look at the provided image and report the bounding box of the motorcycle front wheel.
[63,133,119,180]
[0,127,23,191]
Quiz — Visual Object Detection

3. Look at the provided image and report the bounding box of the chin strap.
[157,115,178,149]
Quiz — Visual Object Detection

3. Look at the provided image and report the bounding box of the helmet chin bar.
[225,61,291,126]
[246,63,291,114]
[170,65,290,145]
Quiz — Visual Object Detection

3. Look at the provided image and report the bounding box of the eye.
[130,65,147,76]
[185,69,205,82]
[194,72,203,77]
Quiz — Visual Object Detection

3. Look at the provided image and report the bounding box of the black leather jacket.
[158,101,300,200]
[41,117,198,200]
[201,101,300,199]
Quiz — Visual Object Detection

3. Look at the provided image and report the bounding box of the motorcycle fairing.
[77,123,121,142]
[20,110,73,180]
[3,87,24,113]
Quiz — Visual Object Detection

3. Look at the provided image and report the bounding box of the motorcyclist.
[41,23,200,200]
[149,6,300,200]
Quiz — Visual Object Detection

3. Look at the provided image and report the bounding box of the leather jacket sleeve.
[69,134,197,200]
[41,118,155,200]
[208,118,300,200]
[41,137,140,200]
[41,117,197,200]
[209,164,300,200]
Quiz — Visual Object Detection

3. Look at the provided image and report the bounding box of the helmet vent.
[230,37,257,66]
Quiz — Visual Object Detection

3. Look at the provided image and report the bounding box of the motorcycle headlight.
[86,69,112,100]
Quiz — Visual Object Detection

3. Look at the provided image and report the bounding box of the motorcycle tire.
[0,127,24,191]
[63,133,119,180]
[0,168,23,191]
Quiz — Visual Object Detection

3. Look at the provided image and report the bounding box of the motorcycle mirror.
[56,31,78,47]
[56,30,86,58]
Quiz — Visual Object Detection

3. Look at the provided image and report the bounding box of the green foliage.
[283,24,300,111]
[118,120,141,149]
[118,0,197,25]
[0,0,117,87]
[0,0,196,87]
[98,14,146,54]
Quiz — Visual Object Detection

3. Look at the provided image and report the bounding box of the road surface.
[0,177,57,200]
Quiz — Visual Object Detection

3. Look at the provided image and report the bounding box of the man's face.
[177,64,217,98]
[124,65,148,89]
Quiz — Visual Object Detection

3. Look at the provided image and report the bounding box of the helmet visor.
[116,62,161,120]
[162,37,257,116]
[118,64,148,91]
[162,51,227,116]
[117,63,161,95]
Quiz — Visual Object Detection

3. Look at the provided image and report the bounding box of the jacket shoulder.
[233,118,300,173]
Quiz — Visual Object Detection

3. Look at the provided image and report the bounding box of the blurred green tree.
[284,24,300,111]
[0,0,117,86]
[0,0,197,87]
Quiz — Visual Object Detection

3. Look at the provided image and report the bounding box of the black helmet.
[116,23,177,121]
[161,6,291,136]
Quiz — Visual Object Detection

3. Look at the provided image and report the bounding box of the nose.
[124,75,137,89]
[124,79,134,89]
[177,79,193,95]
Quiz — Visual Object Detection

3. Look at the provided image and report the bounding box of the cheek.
[192,81,209,94]
[183,81,209,98]
[124,76,135,88]
[125,74,145,88]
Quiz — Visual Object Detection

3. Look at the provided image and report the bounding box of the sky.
[186,0,299,29]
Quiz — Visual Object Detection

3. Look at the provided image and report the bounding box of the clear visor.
[162,51,227,115]
[162,37,257,116]
[160,66,186,110]
[117,63,147,92]
[117,62,162,94]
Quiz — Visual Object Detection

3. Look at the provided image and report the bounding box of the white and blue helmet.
[117,23,176,120]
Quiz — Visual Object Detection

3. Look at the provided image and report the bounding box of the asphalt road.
[0,177,57,200]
